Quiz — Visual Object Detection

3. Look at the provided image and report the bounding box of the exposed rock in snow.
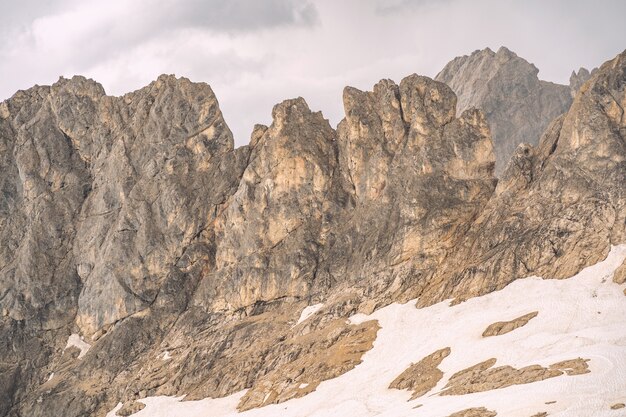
[482,311,538,337]
[447,407,497,417]
[389,347,451,400]
[440,357,589,396]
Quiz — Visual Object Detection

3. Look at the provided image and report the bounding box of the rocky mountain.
[435,47,574,175]
[569,67,597,97]
[0,48,625,417]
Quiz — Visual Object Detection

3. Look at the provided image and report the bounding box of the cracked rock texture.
[436,47,573,175]
[0,48,625,416]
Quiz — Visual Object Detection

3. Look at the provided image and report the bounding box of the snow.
[160,351,172,361]
[107,245,626,417]
[295,303,324,325]
[64,333,91,359]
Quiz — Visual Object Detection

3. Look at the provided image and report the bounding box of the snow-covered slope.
[108,245,626,417]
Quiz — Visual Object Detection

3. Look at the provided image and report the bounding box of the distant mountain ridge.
[436,46,583,175]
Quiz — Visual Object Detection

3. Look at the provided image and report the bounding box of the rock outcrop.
[389,347,451,400]
[440,357,589,396]
[482,311,538,337]
[420,48,626,306]
[0,48,625,417]
[569,67,596,97]
[436,47,573,175]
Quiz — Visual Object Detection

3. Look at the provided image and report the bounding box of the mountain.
[435,47,574,175]
[0,48,625,417]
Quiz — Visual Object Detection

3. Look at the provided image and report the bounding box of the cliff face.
[435,47,573,175]
[0,49,624,417]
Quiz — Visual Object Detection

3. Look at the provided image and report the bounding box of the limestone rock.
[318,75,496,308]
[569,67,597,97]
[482,311,538,337]
[1,48,625,417]
[389,347,450,399]
[440,357,589,396]
[613,258,626,284]
[420,49,626,307]
[436,47,572,175]
[447,407,497,417]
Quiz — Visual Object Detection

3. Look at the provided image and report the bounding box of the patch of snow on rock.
[107,245,626,417]
[296,303,324,325]
[64,333,91,359]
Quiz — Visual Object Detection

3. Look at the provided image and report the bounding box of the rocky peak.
[419,48,626,306]
[568,66,597,97]
[436,46,572,175]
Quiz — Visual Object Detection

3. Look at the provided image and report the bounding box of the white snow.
[299,383,309,389]
[160,351,172,361]
[64,333,91,359]
[107,245,626,417]
[47,373,54,381]
[295,303,324,325]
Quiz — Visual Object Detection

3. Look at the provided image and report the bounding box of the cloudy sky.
[1,0,625,146]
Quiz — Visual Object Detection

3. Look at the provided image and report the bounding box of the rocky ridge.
[436,47,574,175]
[0,48,624,416]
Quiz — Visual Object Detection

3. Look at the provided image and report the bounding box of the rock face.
[436,47,573,175]
[569,67,596,97]
[0,48,625,417]
[420,49,626,306]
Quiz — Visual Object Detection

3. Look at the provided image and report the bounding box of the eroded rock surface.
[440,357,589,396]
[0,48,625,417]
[389,347,450,400]
[482,311,538,337]
[420,50,626,307]
[436,47,572,175]
[447,407,497,417]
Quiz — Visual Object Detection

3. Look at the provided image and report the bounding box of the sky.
[1,0,625,147]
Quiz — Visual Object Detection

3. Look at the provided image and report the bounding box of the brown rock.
[441,357,589,396]
[447,407,498,417]
[237,320,379,411]
[613,258,626,284]
[482,311,538,337]
[117,400,146,416]
[389,347,451,399]
[419,50,626,307]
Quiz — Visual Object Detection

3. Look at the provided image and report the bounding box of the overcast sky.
[1,0,625,146]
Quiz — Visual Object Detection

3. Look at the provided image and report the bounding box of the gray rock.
[436,47,573,175]
[1,48,624,417]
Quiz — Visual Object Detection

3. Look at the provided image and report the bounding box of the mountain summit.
[436,47,573,175]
